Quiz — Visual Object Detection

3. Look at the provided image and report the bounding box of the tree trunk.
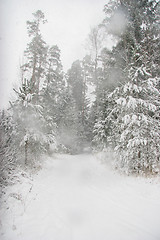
[25,140,28,165]
[82,72,86,123]
[31,55,37,93]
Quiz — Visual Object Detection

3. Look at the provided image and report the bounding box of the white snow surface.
[1,153,160,240]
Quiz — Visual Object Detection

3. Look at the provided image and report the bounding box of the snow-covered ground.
[0,153,160,240]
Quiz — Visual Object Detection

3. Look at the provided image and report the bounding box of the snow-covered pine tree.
[21,10,48,101]
[67,60,85,113]
[41,45,64,121]
[40,45,65,152]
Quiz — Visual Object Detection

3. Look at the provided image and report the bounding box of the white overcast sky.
[0,0,108,109]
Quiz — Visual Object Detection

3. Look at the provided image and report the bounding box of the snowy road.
[1,153,160,240]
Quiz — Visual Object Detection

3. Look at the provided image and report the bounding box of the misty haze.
[0,0,160,240]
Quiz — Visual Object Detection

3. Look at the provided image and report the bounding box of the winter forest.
[0,0,160,239]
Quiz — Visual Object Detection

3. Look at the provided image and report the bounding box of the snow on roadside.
[0,153,160,240]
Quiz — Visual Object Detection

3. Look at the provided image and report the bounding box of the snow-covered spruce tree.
[92,111,108,151]
[0,110,17,187]
[92,94,117,151]
[92,0,160,174]
[92,46,122,151]
[108,0,160,174]
[11,80,53,166]
[56,88,82,154]
[109,62,160,174]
